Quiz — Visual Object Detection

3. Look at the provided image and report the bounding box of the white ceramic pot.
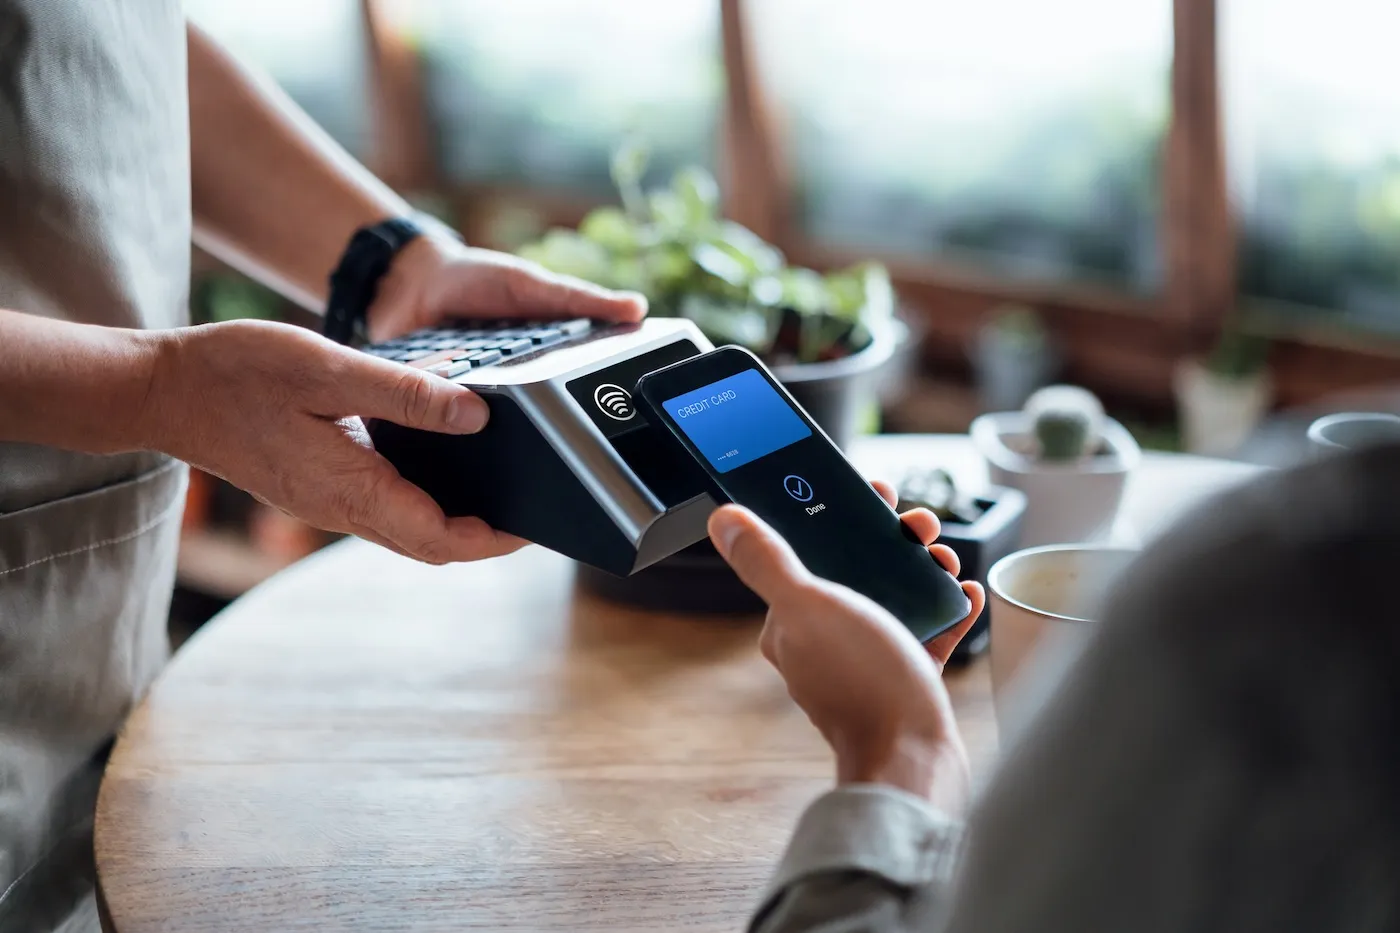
[971,412,1140,548]
[1173,358,1272,457]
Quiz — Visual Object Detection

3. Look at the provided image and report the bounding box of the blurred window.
[185,0,371,158]
[1224,0,1400,335]
[751,0,1171,294]
[399,0,722,195]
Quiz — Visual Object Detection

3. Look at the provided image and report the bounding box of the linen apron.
[0,1,190,929]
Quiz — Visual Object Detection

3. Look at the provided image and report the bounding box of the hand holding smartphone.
[636,347,972,643]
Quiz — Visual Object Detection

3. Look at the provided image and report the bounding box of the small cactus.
[1034,408,1093,460]
[1025,385,1104,461]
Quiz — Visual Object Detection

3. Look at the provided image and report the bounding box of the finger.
[503,261,648,323]
[925,582,986,668]
[899,507,941,546]
[352,462,523,564]
[708,504,812,605]
[443,515,530,560]
[326,349,490,435]
[929,543,961,577]
[871,479,897,507]
[352,526,417,561]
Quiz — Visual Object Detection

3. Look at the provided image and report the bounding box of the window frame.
[359,0,1400,408]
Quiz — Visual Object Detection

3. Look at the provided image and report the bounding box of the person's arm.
[186,23,407,310]
[185,23,644,341]
[0,310,160,455]
[0,307,521,563]
[706,495,986,932]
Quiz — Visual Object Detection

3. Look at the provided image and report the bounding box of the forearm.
[0,310,162,454]
[187,22,409,311]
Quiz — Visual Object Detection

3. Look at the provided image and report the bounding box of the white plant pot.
[1173,359,1272,457]
[971,413,1141,548]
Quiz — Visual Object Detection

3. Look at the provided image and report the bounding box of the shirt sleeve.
[748,784,963,933]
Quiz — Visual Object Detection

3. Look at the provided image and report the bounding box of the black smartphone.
[635,346,971,642]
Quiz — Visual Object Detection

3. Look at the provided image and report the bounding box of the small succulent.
[897,468,984,525]
[1206,322,1270,380]
[988,304,1048,351]
[1025,385,1105,461]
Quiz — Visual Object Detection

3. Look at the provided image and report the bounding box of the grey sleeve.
[748,785,962,933]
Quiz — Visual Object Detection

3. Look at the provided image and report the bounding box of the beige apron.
[0,1,190,929]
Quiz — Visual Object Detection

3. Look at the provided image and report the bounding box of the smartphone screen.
[637,347,971,642]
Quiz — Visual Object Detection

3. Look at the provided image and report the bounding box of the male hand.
[141,319,525,564]
[142,238,646,565]
[709,483,985,812]
[365,234,647,342]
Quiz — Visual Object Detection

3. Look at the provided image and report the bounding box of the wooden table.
[95,435,1258,932]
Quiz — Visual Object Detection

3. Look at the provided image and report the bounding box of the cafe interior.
[173,0,1400,630]
[76,1,1400,929]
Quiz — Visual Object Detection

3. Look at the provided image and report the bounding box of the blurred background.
[173,0,1400,631]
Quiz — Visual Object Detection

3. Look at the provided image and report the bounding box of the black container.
[902,485,1027,663]
[577,317,904,613]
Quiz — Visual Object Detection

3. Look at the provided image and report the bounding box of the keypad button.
[528,329,564,345]
[556,319,592,336]
[497,338,535,355]
[431,360,475,378]
[467,349,503,367]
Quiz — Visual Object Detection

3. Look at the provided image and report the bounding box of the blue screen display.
[662,369,812,472]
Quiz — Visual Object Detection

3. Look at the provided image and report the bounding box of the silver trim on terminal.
[503,319,714,547]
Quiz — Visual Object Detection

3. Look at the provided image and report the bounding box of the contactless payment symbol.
[593,383,636,422]
[783,474,813,502]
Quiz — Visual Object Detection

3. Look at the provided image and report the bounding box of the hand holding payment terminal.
[365,317,718,577]
[362,318,969,641]
[636,346,972,643]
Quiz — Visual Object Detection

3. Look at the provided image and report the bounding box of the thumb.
[504,263,648,323]
[709,505,811,605]
[335,352,490,434]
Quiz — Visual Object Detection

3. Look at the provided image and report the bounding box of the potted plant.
[517,143,905,612]
[971,385,1140,548]
[518,142,902,447]
[971,304,1059,412]
[1174,323,1272,457]
[895,468,1027,662]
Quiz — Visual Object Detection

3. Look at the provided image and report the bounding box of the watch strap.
[324,216,431,346]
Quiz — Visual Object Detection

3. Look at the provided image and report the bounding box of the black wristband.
[324,215,443,346]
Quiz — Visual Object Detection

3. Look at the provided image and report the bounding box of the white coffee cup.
[987,545,1137,723]
[1307,412,1400,459]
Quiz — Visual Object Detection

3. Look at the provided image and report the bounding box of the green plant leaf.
[611,138,651,221]
[716,221,784,274]
[779,266,829,316]
[679,293,770,351]
[823,271,866,319]
[648,190,692,236]
[691,242,751,288]
[645,243,695,290]
[750,274,784,307]
[579,206,639,254]
[518,228,613,284]
[673,166,720,225]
